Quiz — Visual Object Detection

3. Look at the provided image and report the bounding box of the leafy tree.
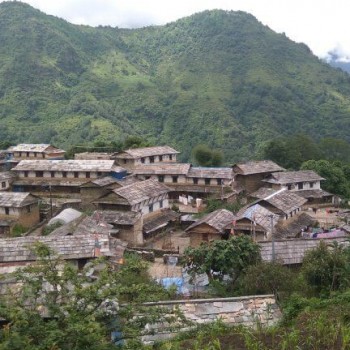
[0,244,175,349]
[301,159,350,197]
[301,241,349,295]
[192,144,224,167]
[183,236,261,290]
[319,138,350,163]
[123,136,151,150]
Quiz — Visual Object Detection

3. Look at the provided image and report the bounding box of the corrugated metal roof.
[133,163,191,175]
[187,167,234,179]
[0,192,38,207]
[263,170,324,184]
[113,179,171,205]
[12,160,125,172]
[233,160,285,175]
[114,146,179,159]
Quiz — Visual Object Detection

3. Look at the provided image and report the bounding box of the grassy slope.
[0,3,350,162]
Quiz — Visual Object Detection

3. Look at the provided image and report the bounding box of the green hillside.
[0,1,350,161]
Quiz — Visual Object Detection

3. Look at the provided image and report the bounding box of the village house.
[185,209,235,247]
[6,144,66,163]
[133,164,236,200]
[229,204,279,241]
[0,172,15,191]
[11,160,127,198]
[93,179,171,218]
[0,234,127,274]
[80,175,139,208]
[0,192,40,235]
[262,170,334,205]
[247,189,308,220]
[113,146,179,170]
[233,160,285,194]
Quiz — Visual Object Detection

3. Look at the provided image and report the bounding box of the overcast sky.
[4,0,350,61]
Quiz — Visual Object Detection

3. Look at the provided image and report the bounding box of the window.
[24,171,28,178]
[1,182,5,188]
[287,184,292,190]
[193,178,198,185]
[217,178,222,185]
[172,176,178,183]
[62,172,67,178]
[160,200,163,208]
[5,208,9,215]
[298,182,303,190]
[169,154,173,161]
[19,152,22,157]
[97,172,102,177]
[36,171,43,177]
[205,178,210,185]
[141,158,145,164]
[26,152,29,157]
[74,172,79,178]
[145,176,151,180]
[27,205,31,213]
[51,171,55,178]
[310,182,314,188]
[123,159,127,164]
[42,153,45,158]
[86,172,90,178]
[159,155,163,161]
[150,156,155,163]
[149,203,154,212]
[158,175,164,183]
[203,233,209,242]
[34,153,37,158]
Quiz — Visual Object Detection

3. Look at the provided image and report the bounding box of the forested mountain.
[1,1,350,162]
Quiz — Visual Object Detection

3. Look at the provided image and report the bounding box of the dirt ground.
[305,207,343,228]
[148,257,183,279]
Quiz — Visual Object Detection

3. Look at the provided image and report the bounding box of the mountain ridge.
[0,2,349,162]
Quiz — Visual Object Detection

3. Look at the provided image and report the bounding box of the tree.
[301,159,350,197]
[192,144,224,167]
[182,236,261,291]
[0,243,174,349]
[301,241,349,296]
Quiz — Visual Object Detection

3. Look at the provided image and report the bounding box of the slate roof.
[0,235,109,262]
[259,237,349,265]
[295,189,333,199]
[263,170,324,184]
[74,152,111,160]
[186,209,235,233]
[250,188,279,199]
[13,160,125,173]
[0,192,38,207]
[93,210,142,226]
[0,172,15,181]
[133,163,191,175]
[275,212,316,238]
[187,167,234,179]
[257,189,308,215]
[7,144,64,154]
[81,176,119,188]
[235,204,279,232]
[113,179,171,205]
[233,160,285,175]
[143,210,180,234]
[115,146,179,159]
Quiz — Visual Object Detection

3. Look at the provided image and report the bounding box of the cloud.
[4,0,350,58]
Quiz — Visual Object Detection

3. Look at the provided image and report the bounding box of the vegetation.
[0,244,177,349]
[1,2,350,161]
[192,144,224,166]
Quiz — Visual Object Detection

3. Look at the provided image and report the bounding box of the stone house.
[185,209,235,247]
[0,172,15,191]
[247,189,307,220]
[6,144,66,162]
[93,179,171,219]
[0,234,126,274]
[113,146,179,170]
[0,192,40,234]
[262,170,334,205]
[11,160,126,198]
[233,160,285,194]
[133,164,235,199]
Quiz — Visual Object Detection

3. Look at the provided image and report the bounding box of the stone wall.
[141,295,281,343]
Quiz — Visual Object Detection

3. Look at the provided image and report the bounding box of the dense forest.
[1,2,350,162]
